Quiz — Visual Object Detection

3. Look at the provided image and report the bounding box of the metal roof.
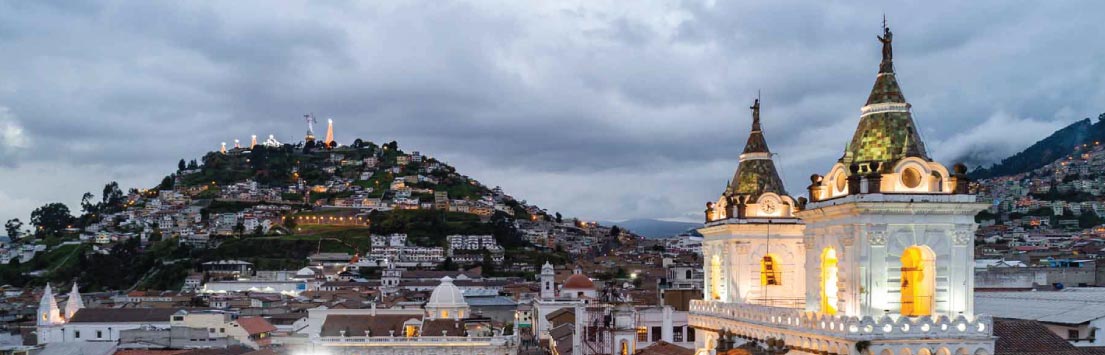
[976,289,1105,325]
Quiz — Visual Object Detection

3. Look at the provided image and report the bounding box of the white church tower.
[700,97,805,307]
[690,24,995,355]
[37,283,66,344]
[540,261,555,299]
[64,282,85,320]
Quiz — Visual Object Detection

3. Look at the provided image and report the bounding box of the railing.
[318,335,513,346]
[690,300,992,341]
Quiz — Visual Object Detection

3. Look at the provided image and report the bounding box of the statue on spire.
[877,17,894,73]
[750,97,761,131]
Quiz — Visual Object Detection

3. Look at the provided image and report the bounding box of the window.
[220,328,225,333]
[441,310,449,318]
[74,331,80,339]
[405,325,418,337]
[900,245,936,317]
[687,327,695,342]
[901,167,923,189]
[1069,329,1080,340]
[637,327,648,342]
[710,255,722,300]
[760,254,782,286]
[673,327,683,342]
[172,316,184,321]
[651,326,661,342]
[96,330,103,338]
[820,248,839,315]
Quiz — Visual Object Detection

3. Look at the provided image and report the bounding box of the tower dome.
[426,276,469,319]
[563,274,595,290]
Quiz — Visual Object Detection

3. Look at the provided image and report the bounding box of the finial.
[877,16,894,73]
[750,96,761,132]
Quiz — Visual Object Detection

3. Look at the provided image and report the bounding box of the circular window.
[834,172,847,192]
[901,167,923,188]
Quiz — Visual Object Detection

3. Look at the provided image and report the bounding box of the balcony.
[689,300,992,342]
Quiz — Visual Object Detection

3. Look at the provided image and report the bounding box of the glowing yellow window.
[760,254,782,286]
[709,255,722,300]
[820,248,839,315]
[901,245,936,317]
[441,310,449,318]
[404,325,418,337]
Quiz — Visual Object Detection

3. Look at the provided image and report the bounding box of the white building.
[690,27,995,355]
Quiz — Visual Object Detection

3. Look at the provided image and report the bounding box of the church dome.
[563,274,595,290]
[427,276,467,308]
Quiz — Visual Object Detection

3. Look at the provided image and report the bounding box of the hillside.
[970,114,1105,179]
[0,137,609,290]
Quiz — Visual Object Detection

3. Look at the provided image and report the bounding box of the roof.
[420,319,466,337]
[563,274,594,290]
[727,98,787,200]
[549,323,574,355]
[636,341,695,355]
[840,26,928,172]
[993,318,1085,355]
[235,316,277,335]
[976,289,1105,325]
[67,308,187,323]
[320,314,424,337]
[426,276,468,308]
[464,295,517,307]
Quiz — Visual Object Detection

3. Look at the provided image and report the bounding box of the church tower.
[690,24,994,355]
[540,261,555,299]
[64,282,84,320]
[37,283,65,344]
[700,98,804,307]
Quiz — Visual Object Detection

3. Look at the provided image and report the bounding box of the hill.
[0,137,600,290]
[970,114,1105,179]
[603,218,700,238]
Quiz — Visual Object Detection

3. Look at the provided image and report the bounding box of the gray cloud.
[2,1,1105,224]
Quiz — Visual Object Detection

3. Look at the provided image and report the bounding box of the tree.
[30,203,74,234]
[187,159,199,169]
[253,225,264,237]
[234,222,246,238]
[178,159,186,171]
[81,192,97,215]
[609,225,621,237]
[438,257,459,271]
[555,212,563,223]
[158,176,174,190]
[4,218,23,239]
[353,138,364,148]
[102,182,124,211]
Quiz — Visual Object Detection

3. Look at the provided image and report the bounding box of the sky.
[2,1,1105,226]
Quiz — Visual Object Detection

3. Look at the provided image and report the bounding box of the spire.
[250,135,257,149]
[38,283,63,326]
[64,283,84,320]
[841,21,929,172]
[726,98,788,200]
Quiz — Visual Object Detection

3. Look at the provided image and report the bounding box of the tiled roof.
[320,314,423,337]
[993,318,1085,355]
[420,318,466,337]
[68,308,188,323]
[636,341,695,355]
[840,27,928,172]
[727,99,787,200]
[235,316,277,335]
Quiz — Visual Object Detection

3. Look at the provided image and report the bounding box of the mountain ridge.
[970,114,1105,179]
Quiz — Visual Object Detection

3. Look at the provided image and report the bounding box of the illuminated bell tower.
[700,98,804,307]
[37,283,65,344]
[796,23,992,355]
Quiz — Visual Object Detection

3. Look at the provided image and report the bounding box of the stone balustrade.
[318,335,513,346]
[690,300,992,341]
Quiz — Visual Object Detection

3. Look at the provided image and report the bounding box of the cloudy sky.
[2,1,1104,225]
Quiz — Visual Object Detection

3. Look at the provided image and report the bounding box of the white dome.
[426,276,467,308]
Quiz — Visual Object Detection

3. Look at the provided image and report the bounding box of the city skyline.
[3,1,1105,223]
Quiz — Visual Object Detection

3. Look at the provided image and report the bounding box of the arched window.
[820,248,839,315]
[760,254,782,286]
[901,245,936,317]
[710,255,722,300]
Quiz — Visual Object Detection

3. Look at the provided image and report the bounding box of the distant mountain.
[603,219,700,238]
[971,115,1105,179]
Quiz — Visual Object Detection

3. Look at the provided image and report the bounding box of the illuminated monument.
[324,118,335,146]
[304,113,317,143]
[690,24,993,355]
